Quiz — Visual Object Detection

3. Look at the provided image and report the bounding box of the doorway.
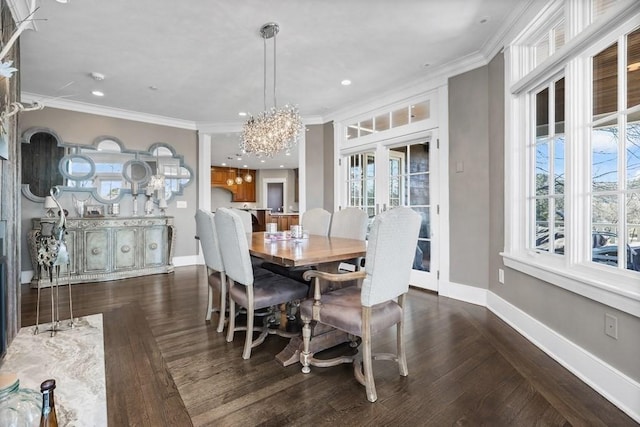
[267,182,284,212]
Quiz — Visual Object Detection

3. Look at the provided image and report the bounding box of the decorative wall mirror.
[21,128,193,203]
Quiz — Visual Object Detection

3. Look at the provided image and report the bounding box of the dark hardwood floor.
[20,266,637,426]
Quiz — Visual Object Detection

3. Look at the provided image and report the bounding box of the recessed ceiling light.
[236,157,242,161]
[243,164,247,168]
[91,90,104,97]
[341,79,351,86]
[238,112,247,117]
[90,72,105,81]
[279,165,284,168]
[56,0,69,3]
[221,162,227,166]
[148,85,158,91]
[260,159,265,163]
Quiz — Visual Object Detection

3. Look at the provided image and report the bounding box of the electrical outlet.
[176,201,187,209]
[605,313,618,339]
[498,268,504,284]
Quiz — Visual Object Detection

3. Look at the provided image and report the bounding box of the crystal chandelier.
[240,22,302,158]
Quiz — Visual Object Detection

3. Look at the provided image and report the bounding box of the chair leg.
[397,295,408,376]
[205,283,214,321]
[242,305,254,360]
[216,272,227,333]
[226,297,236,343]
[362,307,377,402]
[300,317,312,374]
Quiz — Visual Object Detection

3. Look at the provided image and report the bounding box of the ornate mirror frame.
[21,128,193,203]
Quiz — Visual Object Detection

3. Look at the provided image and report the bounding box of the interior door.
[387,138,438,291]
[341,134,438,291]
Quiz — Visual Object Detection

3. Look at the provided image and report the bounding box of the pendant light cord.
[273,31,277,109]
[263,35,267,112]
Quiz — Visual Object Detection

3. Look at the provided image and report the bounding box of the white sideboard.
[28,216,175,288]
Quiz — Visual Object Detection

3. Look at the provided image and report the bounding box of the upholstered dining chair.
[299,206,421,402]
[329,207,369,271]
[214,208,309,359]
[195,209,228,333]
[301,208,332,236]
[329,207,369,240]
[230,208,253,233]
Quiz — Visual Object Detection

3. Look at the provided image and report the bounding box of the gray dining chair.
[230,208,253,232]
[329,207,369,240]
[195,209,228,333]
[301,208,331,236]
[299,206,421,402]
[214,208,309,359]
[330,207,369,271]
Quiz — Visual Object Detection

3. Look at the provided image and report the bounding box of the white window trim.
[504,2,640,318]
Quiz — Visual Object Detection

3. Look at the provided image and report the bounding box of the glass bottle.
[39,379,58,427]
[0,373,41,427]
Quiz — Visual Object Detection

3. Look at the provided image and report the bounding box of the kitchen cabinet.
[266,214,299,231]
[210,167,256,202]
[28,216,175,288]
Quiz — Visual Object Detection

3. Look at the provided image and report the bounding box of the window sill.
[501,251,640,318]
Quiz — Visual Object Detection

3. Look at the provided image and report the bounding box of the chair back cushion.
[195,209,225,272]
[214,208,254,286]
[230,208,253,233]
[301,208,331,236]
[329,207,369,240]
[361,207,421,306]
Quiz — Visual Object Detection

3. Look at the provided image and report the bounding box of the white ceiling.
[18,0,531,169]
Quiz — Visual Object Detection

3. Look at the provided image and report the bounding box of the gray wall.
[19,108,199,271]
[448,66,491,289]
[305,124,325,210]
[449,54,640,382]
[322,122,335,211]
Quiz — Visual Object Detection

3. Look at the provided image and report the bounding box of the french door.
[341,132,439,291]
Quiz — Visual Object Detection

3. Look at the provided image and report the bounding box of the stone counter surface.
[0,315,107,426]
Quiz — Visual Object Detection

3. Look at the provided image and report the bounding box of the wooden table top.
[248,232,367,267]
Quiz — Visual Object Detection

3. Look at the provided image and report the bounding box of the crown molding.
[326,50,486,123]
[6,0,37,31]
[481,0,547,63]
[196,115,325,134]
[21,92,197,130]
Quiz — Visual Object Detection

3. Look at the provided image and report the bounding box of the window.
[531,78,565,255]
[345,100,431,140]
[505,0,640,317]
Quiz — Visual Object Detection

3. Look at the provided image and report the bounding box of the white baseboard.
[21,270,33,285]
[172,255,201,267]
[441,280,488,306]
[486,292,640,423]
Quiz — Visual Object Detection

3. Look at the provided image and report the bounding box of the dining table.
[247,231,367,366]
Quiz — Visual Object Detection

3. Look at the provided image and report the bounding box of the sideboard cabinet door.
[84,229,110,273]
[114,227,138,271]
[144,226,167,267]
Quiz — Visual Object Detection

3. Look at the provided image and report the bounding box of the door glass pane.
[593,41,618,118]
[592,119,618,191]
[415,240,430,272]
[409,142,429,173]
[412,206,430,239]
[554,197,565,255]
[410,174,429,205]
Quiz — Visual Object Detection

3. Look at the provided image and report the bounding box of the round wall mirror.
[59,154,95,181]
